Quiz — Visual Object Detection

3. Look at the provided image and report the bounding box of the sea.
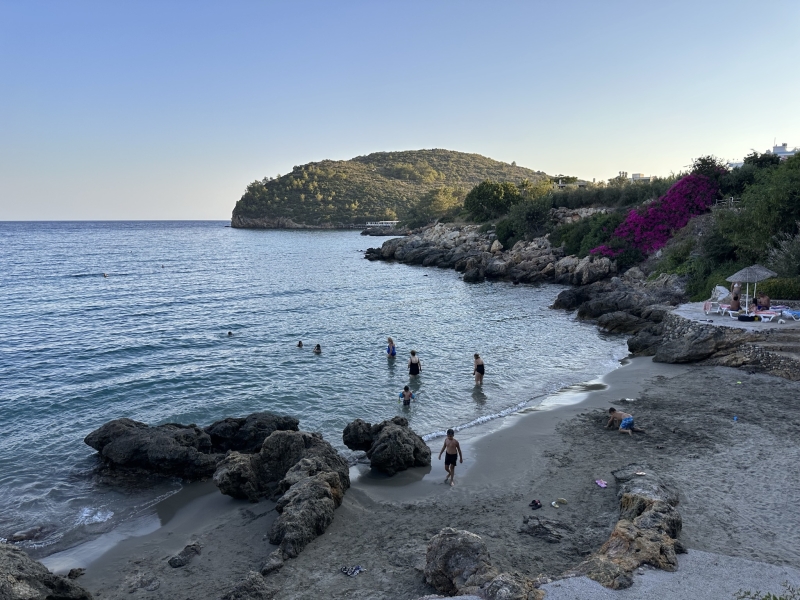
[0,221,628,557]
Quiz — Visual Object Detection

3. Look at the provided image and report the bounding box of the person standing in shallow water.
[408,350,421,376]
[473,353,485,386]
[438,429,463,486]
[386,337,396,358]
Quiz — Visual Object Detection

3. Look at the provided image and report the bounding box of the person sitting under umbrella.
[757,292,771,310]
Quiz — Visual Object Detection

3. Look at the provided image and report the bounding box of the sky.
[1,1,799,220]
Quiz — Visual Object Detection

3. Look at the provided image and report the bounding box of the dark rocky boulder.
[653,327,737,363]
[597,311,649,334]
[576,290,647,320]
[0,543,93,600]
[627,325,664,356]
[551,287,594,311]
[84,412,299,480]
[342,416,431,476]
[463,268,485,283]
[204,413,299,453]
[84,419,219,479]
[364,247,382,261]
[341,419,373,451]
[214,430,350,502]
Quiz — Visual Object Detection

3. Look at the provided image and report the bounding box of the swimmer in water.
[399,385,414,406]
[297,341,303,348]
[473,353,485,385]
[313,344,321,354]
[228,331,233,336]
[408,350,421,376]
[387,337,396,358]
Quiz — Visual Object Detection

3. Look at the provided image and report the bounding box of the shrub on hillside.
[767,223,800,277]
[549,211,625,257]
[756,278,800,301]
[464,180,521,222]
[591,174,718,261]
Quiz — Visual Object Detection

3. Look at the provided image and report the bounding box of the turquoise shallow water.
[0,221,628,554]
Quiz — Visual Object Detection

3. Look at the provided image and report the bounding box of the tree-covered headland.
[231,149,547,227]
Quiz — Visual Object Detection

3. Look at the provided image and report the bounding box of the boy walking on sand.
[606,407,646,435]
[438,429,463,486]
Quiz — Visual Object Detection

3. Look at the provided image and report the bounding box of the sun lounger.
[755,311,779,322]
[783,309,800,321]
[704,302,730,315]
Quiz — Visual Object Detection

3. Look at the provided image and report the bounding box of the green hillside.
[231,149,547,227]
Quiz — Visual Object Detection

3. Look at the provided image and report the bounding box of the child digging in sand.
[438,429,463,486]
[606,407,646,435]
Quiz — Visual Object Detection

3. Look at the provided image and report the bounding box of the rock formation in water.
[342,416,431,475]
[83,412,299,479]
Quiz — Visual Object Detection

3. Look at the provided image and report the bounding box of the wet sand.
[58,357,800,599]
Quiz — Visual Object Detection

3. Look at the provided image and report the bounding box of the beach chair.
[754,310,779,322]
[783,309,800,321]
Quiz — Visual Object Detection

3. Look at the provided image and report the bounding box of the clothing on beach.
[620,416,634,430]
[444,452,457,466]
[409,358,420,375]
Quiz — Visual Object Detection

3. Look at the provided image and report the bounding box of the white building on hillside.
[727,141,798,168]
[768,142,798,159]
[630,173,653,183]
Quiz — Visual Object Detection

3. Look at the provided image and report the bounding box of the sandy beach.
[47,357,800,599]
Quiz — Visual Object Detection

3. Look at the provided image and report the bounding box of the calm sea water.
[0,221,627,554]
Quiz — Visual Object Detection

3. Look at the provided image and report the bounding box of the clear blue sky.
[1,1,798,220]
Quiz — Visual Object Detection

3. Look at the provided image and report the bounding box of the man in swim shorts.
[606,407,645,435]
[438,429,463,486]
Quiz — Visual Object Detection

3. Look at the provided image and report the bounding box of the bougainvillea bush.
[591,174,719,259]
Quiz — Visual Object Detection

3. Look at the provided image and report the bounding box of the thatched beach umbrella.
[726,264,777,311]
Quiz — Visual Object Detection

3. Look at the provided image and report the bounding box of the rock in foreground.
[423,528,543,600]
[0,543,93,600]
[342,416,431,475]
[566,464,684,589]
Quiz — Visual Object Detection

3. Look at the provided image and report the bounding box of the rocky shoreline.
[365,223,800,380]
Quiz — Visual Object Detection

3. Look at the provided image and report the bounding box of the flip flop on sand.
[551,501,559,508]
[595,479,607,488]
[341,565,365,577]
[529,500,542,510]
[556,498,567,505]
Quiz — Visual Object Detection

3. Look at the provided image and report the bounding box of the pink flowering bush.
[591,174,718,258]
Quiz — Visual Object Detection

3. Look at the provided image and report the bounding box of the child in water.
[387,337,396,357]
[399,385,414,406]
